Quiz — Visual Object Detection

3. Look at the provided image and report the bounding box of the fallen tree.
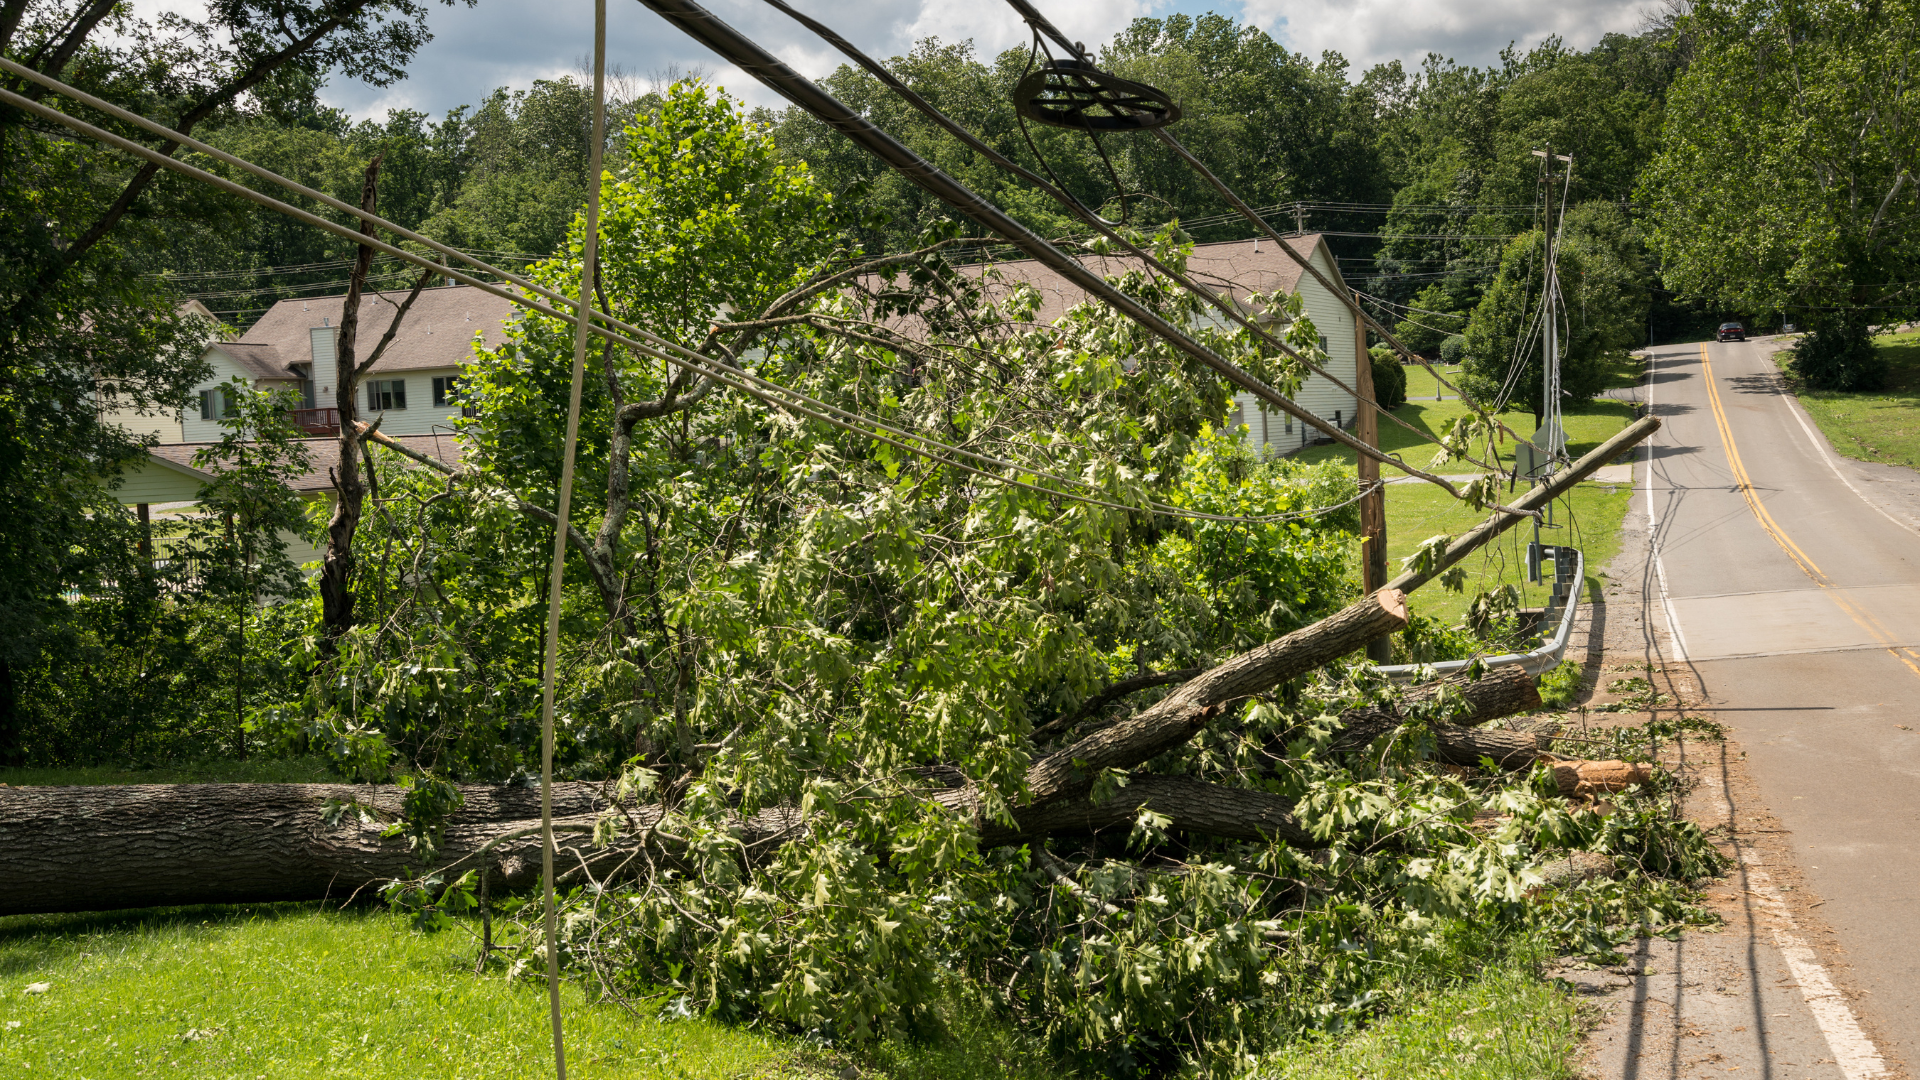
[0,654,1558,917]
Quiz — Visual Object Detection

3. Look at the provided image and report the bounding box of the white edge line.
[1645,348,1690,659]
[1738,850,1889,1079]
[1772,341,1920,539]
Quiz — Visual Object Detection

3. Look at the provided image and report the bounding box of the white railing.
[1374,546,1583,681]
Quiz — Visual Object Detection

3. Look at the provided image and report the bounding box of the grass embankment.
[1385,478,1634,628]
[1290,360,1641,628]
[1788,329,1920,469]
[0,903,1068,1080]
[0,899,1587,1079]
[1263,946,1579,1080]
[0,904,798,1079]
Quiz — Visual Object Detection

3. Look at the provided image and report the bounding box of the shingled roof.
[147,433,465,493]
[232,285,517,373]
[966,235,1333,325]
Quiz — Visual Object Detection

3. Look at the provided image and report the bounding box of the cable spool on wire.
[1012,58,1181,131]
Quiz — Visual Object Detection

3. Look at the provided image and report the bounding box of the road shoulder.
[1569,470,1904,1080]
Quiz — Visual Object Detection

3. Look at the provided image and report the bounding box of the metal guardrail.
[1374,546,1583,681]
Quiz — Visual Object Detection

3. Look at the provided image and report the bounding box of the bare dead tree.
[319,154,433,644]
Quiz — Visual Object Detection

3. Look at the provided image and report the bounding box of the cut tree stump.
[1553,760,1654,798]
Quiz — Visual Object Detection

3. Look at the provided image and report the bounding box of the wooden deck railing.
[289,407,339,435]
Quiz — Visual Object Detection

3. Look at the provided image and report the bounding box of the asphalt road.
[1640,336,1920,1076]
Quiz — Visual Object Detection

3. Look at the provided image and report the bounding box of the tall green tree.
[1640,0,1920,380]
[0,0,466,759]
[175,379,313,757]
[1459,202,1649,422]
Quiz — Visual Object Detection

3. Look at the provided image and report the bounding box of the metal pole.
[537,2,606,1076]
[1543,144,1556,436]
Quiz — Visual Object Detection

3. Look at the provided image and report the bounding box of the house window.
[199,388,237,420]
[367,379,407,412]
[433,375,476,417]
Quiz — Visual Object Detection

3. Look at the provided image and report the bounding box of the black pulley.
[1012,58,1180,132]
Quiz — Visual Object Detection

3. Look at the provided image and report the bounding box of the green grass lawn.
[1386,474,1634,628]
[0,904,804,1079]
[1293,388,1638,476]
[0,903,1071,1080]
[1401,363,1463,403]
[1283,369,1641,630]
[1791,329,1920,469]
[1260,948,1580,1079]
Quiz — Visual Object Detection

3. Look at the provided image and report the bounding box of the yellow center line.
[1697,342,1920,678]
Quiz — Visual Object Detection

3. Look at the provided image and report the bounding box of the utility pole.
[1293,203,1304,236]
[1356,308,1390,662]
[1529,147,1573,459]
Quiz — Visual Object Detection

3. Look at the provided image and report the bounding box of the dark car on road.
[1718,321,1746,342]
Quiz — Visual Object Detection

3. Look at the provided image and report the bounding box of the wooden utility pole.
[1353,311,1391,662]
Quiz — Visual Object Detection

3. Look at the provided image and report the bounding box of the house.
[973,235,1362,454]
[149,285,515,443]
[109,435,466,570]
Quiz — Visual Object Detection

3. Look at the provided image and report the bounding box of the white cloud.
[1250,0,1650,70]
[141,0,1656,123]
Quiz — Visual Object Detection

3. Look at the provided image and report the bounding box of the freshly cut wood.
[1553,760,1654,798]
[1533,851,1616,889]
[1024,589,1409,804]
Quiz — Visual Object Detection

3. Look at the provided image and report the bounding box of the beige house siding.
[112,457,208,505]
[181,345,300,442]
[358,368,470,436]
[1226,240,1359,455]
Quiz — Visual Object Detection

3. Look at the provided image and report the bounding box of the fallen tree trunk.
[1024,589,1409,805]
[0,600,1569,917]
[978,774,1317,848]
[1322,664,1541,754]
[0,782,613,917]
[0,781,816,918]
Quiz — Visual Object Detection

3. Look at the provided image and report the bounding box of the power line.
[1,65,1377,528]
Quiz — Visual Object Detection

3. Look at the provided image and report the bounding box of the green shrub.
[1439,334,1467,365]
[1370,345,1408,410]
[1790,313,1886,391]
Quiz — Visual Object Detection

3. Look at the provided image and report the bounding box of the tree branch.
[1030,667,1205,744]
[352,269,437,380]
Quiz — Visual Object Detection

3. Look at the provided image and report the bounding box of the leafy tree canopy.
[1639,0,1920,342]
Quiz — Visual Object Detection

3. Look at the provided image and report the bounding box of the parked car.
[1717,321,1746,342]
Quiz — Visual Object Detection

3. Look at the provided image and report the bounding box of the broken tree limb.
[1322,664,1541,753]
[974,774,1318,849]
[1024,589,1410,805]
[1386,414,1659,594]
[1029,667,1205,745]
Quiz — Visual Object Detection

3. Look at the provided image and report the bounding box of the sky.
[296,0,1653,122]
